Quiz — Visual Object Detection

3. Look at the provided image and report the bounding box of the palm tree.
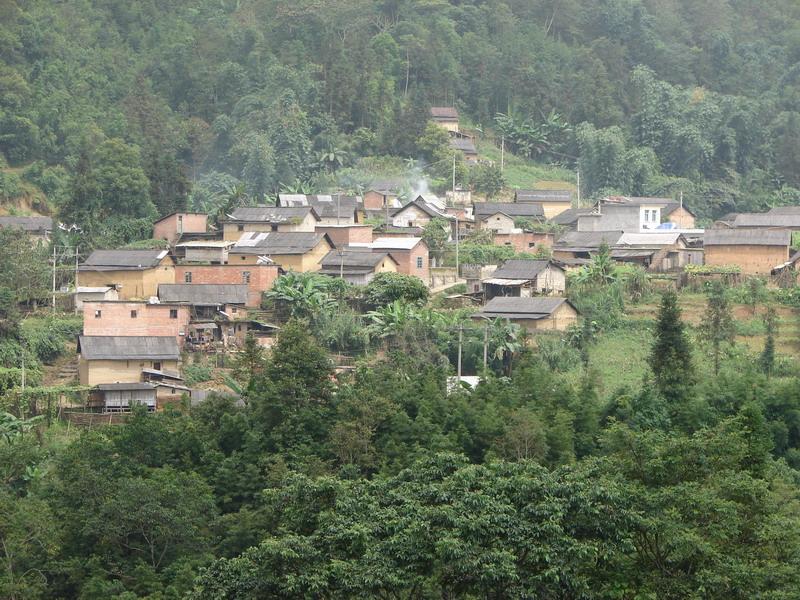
[265,272,336,320]
[488,318,524,375]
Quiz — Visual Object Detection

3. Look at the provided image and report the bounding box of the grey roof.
[78,335,180,360]
[430,106,459,119]
[80,250,169,271]
[474,202,544,220]
[474,296,573,320]
[704,228,791,246]
[450,137,477,154]
[515,190,572,203]
[228,206,318,223]
[158,284,248,305]
[95,383,157,391]
[601,196,695,217]
[555,231,623,249]
[319,249,395,270]
[395,198,453,220]
[309,195,359,219]
[550,207,592,226]
[733,213,800,228]
[491,259,559,280]
[768,206,800,215]
[0,216,53,232]
[230,232,331,255]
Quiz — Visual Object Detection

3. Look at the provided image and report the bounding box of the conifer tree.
[699,281,735,375]
[650,290,695,404]
[760,306,777,376]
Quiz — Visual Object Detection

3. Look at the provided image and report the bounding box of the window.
[232,306,238,314]
[169,309,178,319]
[130,310,137,318]
[416,256,424,269]
[237,224,244,231]
[184,272,192,283]
[242,271,251,284]
[153,362,161,371]
[94,309,102,318]
[271,224,278,231]
[241,256,246,261]
[528,242,536,248]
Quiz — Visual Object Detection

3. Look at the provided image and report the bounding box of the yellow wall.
[667,206,696,229]
[705,244,788,275]
[517,303,578,334]
[540,202,572,219]
[230,239,333,272]
[222,214,317,241]
[377,257,398,273]
[77,260,175,300]
[79,358,180,386]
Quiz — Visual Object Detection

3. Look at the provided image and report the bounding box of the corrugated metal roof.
[319,249,394,269]
[482,278,529,286]
[95,383,157,391]
[555,231,623,248]
[228,206,318,223]
[450,137,477,153]
[704,228,791,246]
[767,206,800,215]
[81,250,169,270]
[368,237,424,250]
[0,216,53,232]
[491,259,554,280]
[473,296,571,319]
[515,190,572,203]
[230,232,329,255]
[617,232,682,246]
[78,335,180,360]
[474,202,544,219]
[158,284,248,305]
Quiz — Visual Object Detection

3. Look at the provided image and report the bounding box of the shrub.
[0,171,23,199]
[20,316,82,363]
[184,362,213,385]
[364,272,429,307]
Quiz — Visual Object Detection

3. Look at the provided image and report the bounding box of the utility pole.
[453,153,459,277]
[452,152,456,196]
[576,169,581,208]
[500,135,505,172]
[455,216,460,278]
[336,191,341,226]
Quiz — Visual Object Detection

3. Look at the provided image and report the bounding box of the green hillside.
[2,0,800,241]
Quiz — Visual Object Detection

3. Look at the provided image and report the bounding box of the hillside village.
[2,108,799,416]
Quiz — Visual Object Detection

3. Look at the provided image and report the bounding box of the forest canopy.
[2,0,800,230]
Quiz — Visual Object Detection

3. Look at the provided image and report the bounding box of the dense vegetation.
[3,0,800,242]
[5,257,800,597]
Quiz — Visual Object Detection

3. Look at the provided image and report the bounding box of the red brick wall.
[83,302,191,346]
[316,225,373,247]
[173,264,279,307]
[382,242,429,284]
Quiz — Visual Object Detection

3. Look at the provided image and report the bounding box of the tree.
[421,217,450,265]
[760,306,777,376]
[470,163,505,199]
[743,276,768,316]
[698,281,735,374]
[650,290,695,406]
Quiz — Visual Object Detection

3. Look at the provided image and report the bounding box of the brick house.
[229,232,334,272]
[352,237,430,284]
[152,212,208,246]
[221,206,320,241]
[704,228,792,275]
[77,250,175,300]
[472,297,578,333]
[316,224,373,248]
[78,335,180,387]
[82,301,191,347]
[174,263,279,307]
[318,249,398,285]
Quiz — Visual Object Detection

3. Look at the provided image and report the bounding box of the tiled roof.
[228,206,318,222]
[473,296,572,319]
[474,202,544,219]
[78,335,179,360]
[515,190,572,203]
[704,228,791,246]
[157,284,249,305]
[80,250,169,270]
[0,216,53,232]
[490,259,555,280]
[230,232,330,255]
